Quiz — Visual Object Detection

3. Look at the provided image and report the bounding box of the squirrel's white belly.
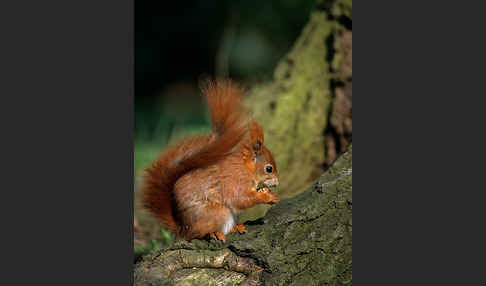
[221,213,235,235]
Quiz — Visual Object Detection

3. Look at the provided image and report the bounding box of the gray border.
[0,0,133,284]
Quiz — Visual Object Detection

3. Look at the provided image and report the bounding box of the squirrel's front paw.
[268,197,279,205]
[262,188,279,205]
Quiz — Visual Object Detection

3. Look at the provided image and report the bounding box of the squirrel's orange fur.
[142,80,279,242]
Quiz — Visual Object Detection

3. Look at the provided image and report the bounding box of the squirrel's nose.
[268,178,279,187]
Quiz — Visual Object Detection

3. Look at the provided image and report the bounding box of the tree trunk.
[134,145,352,286]
[240,0,352,222]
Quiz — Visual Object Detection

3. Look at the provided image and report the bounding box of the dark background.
[135,0,315,150]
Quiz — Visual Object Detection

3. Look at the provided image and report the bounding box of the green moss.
[332,0,352,19]
[240,11,334,222]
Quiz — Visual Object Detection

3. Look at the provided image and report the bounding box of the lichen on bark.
[239,0,352,222]
[245,11,332,199]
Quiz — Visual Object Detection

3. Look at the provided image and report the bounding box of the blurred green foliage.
[135,0,317,152]
[134,229,173,263]
[134,114,212,175]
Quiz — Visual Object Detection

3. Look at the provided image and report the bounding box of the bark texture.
[240,0,352,222]
[134,145,352,286]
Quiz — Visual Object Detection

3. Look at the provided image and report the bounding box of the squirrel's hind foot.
[208,231,226,242]
[230,224,247,234]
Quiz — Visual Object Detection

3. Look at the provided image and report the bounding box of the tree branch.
[135,145,352,285]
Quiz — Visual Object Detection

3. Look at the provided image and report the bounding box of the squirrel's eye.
[265,165,273,173]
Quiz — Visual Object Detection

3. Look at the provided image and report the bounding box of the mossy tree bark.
[134,145,352,286]
[240,0,352,222]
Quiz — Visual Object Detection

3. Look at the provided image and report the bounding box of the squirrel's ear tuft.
[249,119,264,154]
[252,140,262,153]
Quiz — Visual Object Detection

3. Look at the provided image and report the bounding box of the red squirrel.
[142,80,279,242]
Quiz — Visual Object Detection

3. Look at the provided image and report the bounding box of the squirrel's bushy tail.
[142,80,248,235]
